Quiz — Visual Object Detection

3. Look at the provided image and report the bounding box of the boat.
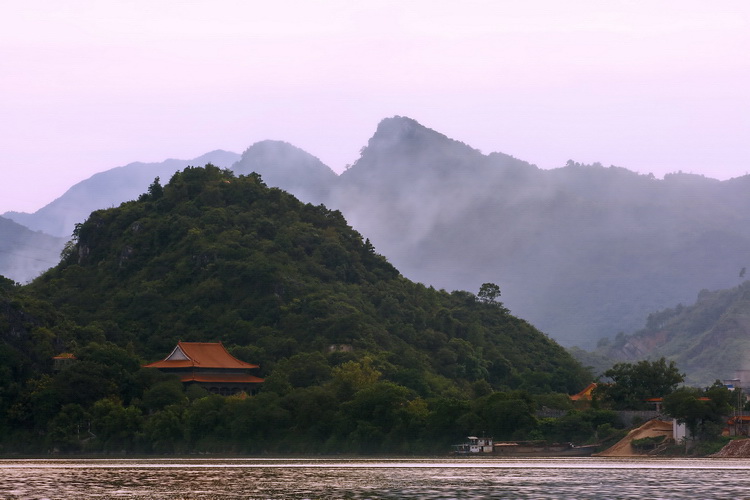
[492,441,597,457]
[452,436,494,454]
[452,437,596,456]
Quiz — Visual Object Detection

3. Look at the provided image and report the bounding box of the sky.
[2,1,749,214]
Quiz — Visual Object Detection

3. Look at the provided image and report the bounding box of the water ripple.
[1,458,750,499]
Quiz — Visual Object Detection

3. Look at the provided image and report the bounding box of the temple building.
[144,342,264,396]
[52,352,77,371]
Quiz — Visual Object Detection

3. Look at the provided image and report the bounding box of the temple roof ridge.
[143,341,259,370]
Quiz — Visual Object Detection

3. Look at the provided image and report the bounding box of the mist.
[0,216,66,284]
[3,116,750,351]
[273,117,750,348]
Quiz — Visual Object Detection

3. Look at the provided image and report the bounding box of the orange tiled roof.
[570,383,598,401]
[143,342,259,370]
[645,397,711,402]
[53,353,77,360]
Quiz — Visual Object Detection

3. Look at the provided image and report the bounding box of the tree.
[340,381,413,452]
[595,358,684,410]
[47,404,90,452]
[148,177,164,200]
[143,405,184,453]
[663,383,732,446]
[474,391,537,440]
[138,177,164,202]
[142,379,187,413]
[330,358,381,399]
[90,398,143,452]
[477,283,501,305]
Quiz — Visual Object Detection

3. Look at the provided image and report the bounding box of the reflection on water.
[1,458,750,499]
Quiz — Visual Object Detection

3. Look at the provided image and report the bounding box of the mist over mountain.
[3,150,240,238]
[0,216,66,283]
[326,117,750,348]
[4,116,750,349]
[232,140,337,204]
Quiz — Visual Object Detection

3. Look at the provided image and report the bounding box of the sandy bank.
[594,419,673,457]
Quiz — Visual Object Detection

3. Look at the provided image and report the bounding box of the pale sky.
[2,1,749,214]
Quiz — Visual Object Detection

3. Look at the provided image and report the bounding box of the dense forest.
[0,165,595,454]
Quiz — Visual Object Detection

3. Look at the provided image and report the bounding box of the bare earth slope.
[595,420,673,457]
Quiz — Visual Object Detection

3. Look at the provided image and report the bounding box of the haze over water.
[2,457,750,499]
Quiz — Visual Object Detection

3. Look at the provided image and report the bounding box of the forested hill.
[578,281,750,386]
[1,165,589,453]
[7,117,750,349]
[25,165,588,394]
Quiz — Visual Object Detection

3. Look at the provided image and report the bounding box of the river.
[1,457,749,499]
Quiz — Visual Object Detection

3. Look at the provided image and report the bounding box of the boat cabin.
[453,436,494,454]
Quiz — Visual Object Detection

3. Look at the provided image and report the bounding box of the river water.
[1,457,749,499]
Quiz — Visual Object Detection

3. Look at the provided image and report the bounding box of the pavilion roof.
[143,342,259,370]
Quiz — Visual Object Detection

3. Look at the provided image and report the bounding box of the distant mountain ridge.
[0,150,240,284]
[4,150,240,237]
[326,117,750,349]
[0,216,66,283]
[232,140,337,205]
[5,116,750,350]
[584,281,750,385]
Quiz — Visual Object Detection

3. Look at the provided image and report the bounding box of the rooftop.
[143,342,260,370]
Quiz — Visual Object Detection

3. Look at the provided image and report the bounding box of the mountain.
[7,116,750,349]
[27,164,586,395]
[327,117,750,348]
[232,140,337,205]
[2,166,589,454]
[3,150,240,238]
[0,216,66,283]
[581,281,750,386]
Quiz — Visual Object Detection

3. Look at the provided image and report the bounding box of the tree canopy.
[663,383,733,442]
[594,357,684,410]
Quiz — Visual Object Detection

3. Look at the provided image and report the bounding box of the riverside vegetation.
[0,165,731,455]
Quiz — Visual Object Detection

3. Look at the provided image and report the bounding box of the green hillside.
[580,282,750,386]
[2,165,590,454]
